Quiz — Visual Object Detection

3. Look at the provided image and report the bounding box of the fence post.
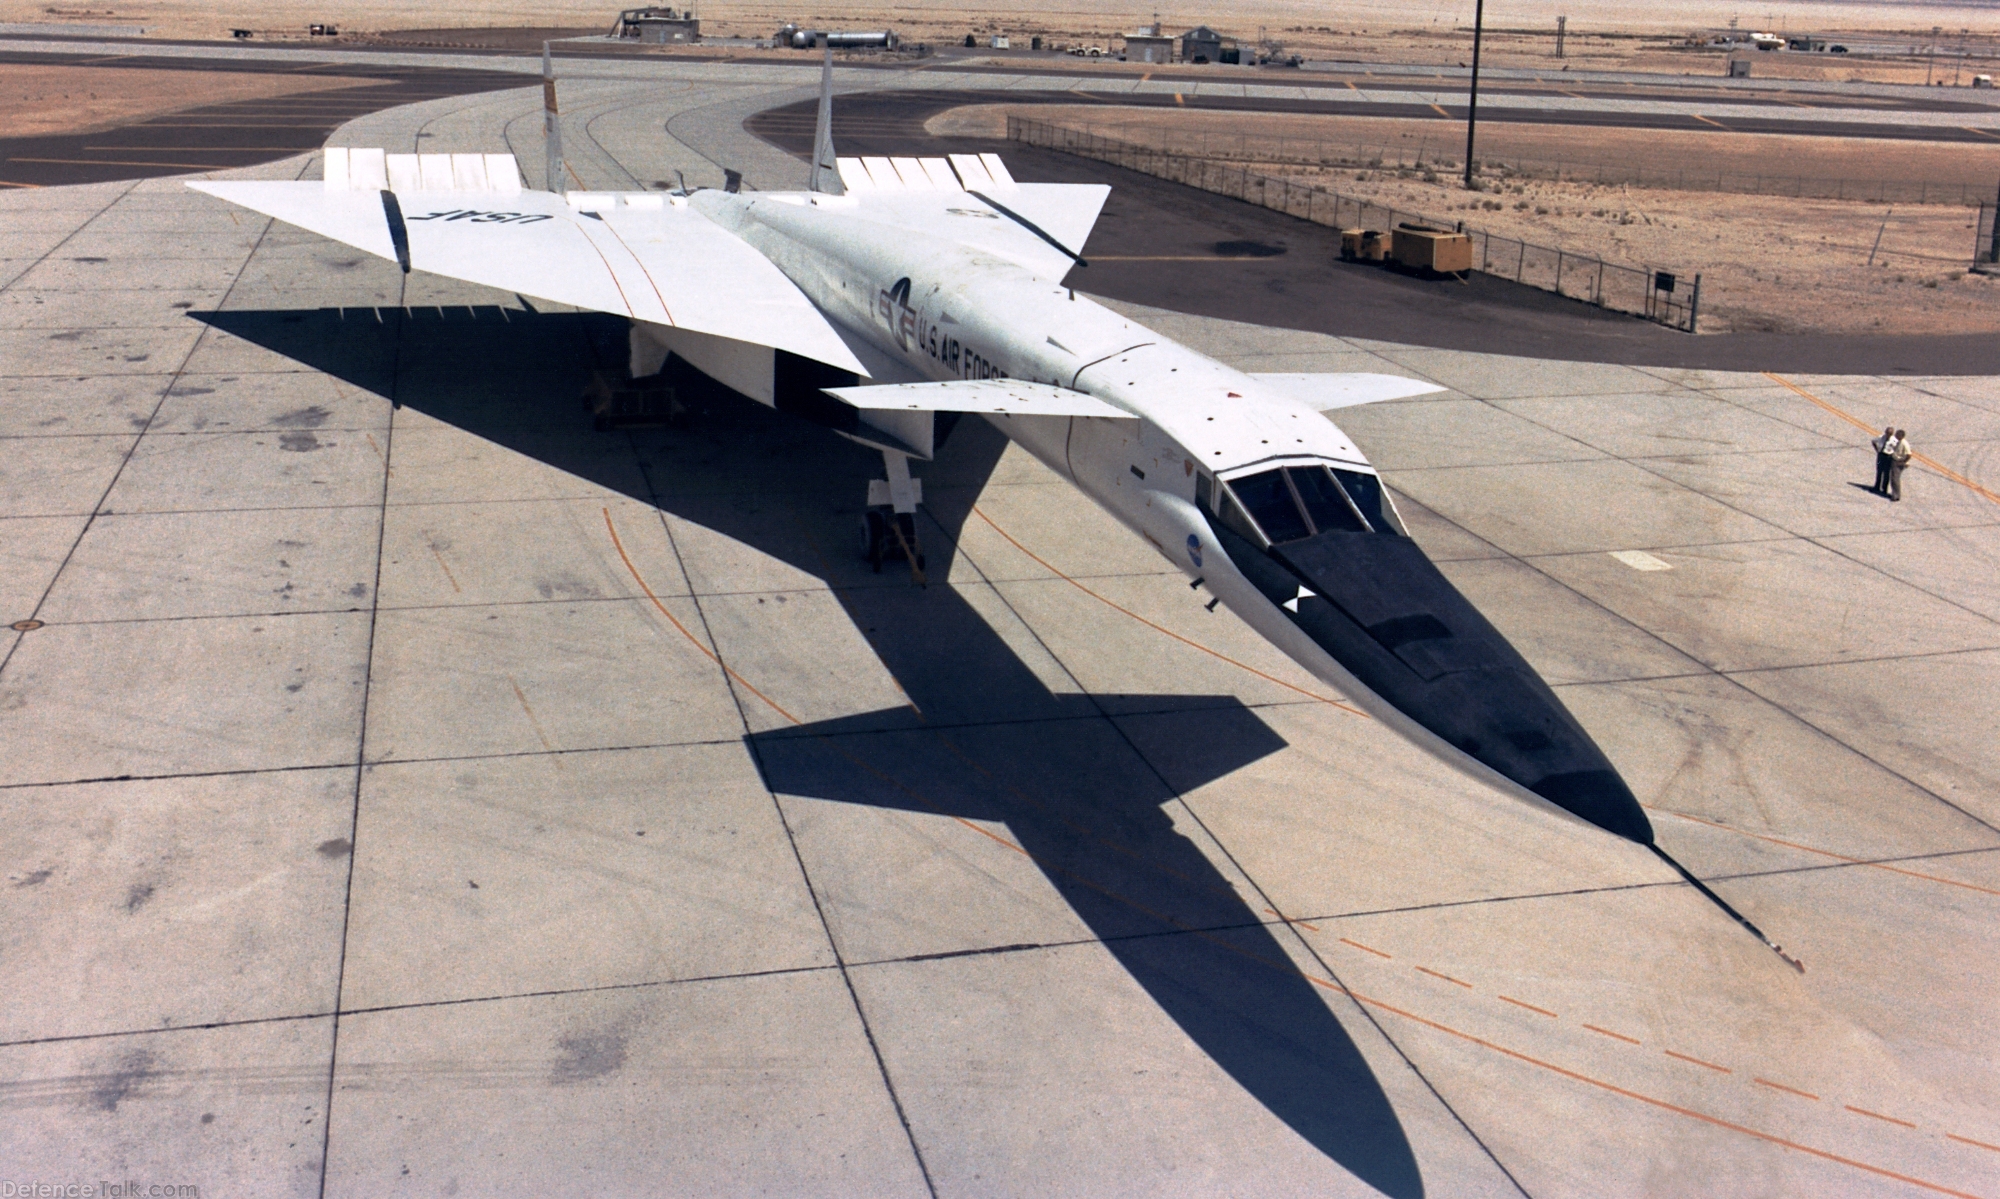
[1989,176,2000,262]
[1556,250,1564,295]
[1688,274,1701,333]
[1518,240,1526,281]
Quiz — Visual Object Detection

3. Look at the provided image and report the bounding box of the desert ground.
[934,103,2000,335]
[6,0,1997,71]
[0,62,391,137]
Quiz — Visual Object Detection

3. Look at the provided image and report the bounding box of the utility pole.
[1464,0,1485,188]
[1927,25,1941,85]
[1556,14,1566,59]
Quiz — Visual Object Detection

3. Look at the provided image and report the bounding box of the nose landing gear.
[863,450,926,583]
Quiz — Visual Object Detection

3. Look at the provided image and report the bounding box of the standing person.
[1888,429,1912,501]
[1871,426,1898,494]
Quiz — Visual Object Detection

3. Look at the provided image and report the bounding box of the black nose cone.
[1214,520,1655,845]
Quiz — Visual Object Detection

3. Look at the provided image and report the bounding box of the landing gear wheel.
[861,510,887,573]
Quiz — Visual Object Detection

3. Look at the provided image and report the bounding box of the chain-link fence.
[1012,116,1701,332]
[1054,125,1990,205]
[1977,200,2000,268]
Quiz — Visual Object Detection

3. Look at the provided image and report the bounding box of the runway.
[0,62,1997,1199]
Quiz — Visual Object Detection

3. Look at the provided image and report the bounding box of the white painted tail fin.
[809,43,843,195]
[542,42,565,194]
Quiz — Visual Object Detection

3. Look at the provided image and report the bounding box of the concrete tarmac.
[0,76,1997,1199]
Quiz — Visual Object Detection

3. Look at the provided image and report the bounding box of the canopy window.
[1218,465,1397,545]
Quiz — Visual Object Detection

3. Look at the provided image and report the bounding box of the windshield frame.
[1210,459,1404,545]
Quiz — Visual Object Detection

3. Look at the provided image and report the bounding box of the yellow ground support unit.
[1340,228,1389,262]
[1390,223,1473,275]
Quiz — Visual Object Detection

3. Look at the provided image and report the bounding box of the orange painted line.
[1948,1133,2000,1153]
[1655,808,2000,898]
[1429,102,1449,117]
[1964,127,2000,141]
[1263,907,1319,931]
[606,509,1034,865]
[427,542,461,593]
[569,221,637,319]
[0,180,45,189]
[1764,373,2000,508]
[604,507,799,724]
[1754,1076,1822,1101]
[1415,965,1472,989]
[607,514,1978,1199]
[597,216,677,325]
[1345,80,1358,91]
[1665,1049,1732,1073]
[1847,1105,1918,1130]
[1583,1023,1642,1045]
[1344,989,1987,1199]
[1173,92,1185,106]
[972,508,1367,715]
[1499,994,1558,1018]
[1692,113,1726,128]
[1340,937,1392,959]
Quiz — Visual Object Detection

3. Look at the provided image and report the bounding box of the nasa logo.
[1186,534,1202,568]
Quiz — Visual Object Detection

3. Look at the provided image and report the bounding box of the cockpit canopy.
[1201,462,1402,546]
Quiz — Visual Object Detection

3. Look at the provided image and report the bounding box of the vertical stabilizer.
[809,43,844,195]
[542,42,566,194]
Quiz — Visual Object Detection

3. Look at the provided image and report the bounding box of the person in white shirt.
[1871,426,1898,494]
[1887,429,1912,501]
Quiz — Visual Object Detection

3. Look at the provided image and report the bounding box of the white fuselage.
[697,191,1410,724]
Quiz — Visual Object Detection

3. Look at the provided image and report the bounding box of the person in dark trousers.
[1887,429,1912,501]
[1871,426,1898,494]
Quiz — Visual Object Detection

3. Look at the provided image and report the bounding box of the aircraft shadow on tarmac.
[198,303,1426,1197]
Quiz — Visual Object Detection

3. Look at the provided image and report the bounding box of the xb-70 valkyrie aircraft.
[189,56,1795,966]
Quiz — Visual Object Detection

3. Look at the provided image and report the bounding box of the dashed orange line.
[1948,1133,2000,1153]
[1665,1049,1732,1073]
[1583,1023,1642,1045]
[1346,990,1986,1199]
[1499,994,1558,1018]
[1755,1076,1822,1101]
[1263,907,1319,931]
[610,507,1984,1199]
[1847,1105,1918,1130]
[1415,965,1472,988]
[1655,808,2000,898]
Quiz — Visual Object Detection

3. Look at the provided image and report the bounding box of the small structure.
[779,24,897,49]
[1727,56,1752,77]
[612,6,699,44]
[1124,17,1174,63]
[1390,224,1473,275]
[1180,25,1235,64]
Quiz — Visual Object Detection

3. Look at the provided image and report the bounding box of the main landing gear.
[862,450,925,582]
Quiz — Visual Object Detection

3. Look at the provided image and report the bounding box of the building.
[611,6,699,43]
[1124,33,1173,62]
[1180,25,1234,64]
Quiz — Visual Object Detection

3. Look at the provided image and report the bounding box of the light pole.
[1463,0,1485,188]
